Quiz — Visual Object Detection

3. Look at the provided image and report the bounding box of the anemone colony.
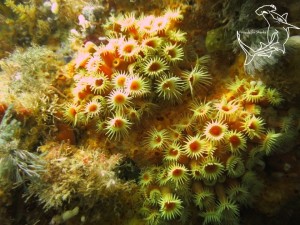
[62,9,292,225]
[65,8,195,135]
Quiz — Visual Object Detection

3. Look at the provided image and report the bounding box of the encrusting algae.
[0,1,300,225]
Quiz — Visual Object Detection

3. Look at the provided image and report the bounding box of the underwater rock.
[114,157,141,182]
[205,26,235,53]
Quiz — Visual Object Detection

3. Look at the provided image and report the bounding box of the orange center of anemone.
[221,105,230,112]
[123,44,134,53]
[162,81,172,90]
[204,164,218,173]
[129,111,137,119]
[167,49,176,58]
[146,40,156,48]
[189,141,201,152]
[209,125,222,137]
[173,132,180,139]
[114,119,124,128]
[117,76,126,87]
[149,62,161,72]
[88,104,98,112]
[197,107,205,114]
[95,78,104,87]
[69,107,77,116]
[172,168,183,177]
[194,170,200,177]
[144,25,152,31]
[143,174,150,181]
[169,149,178,156]
[114,94,125,104]
[249,121,257,130]
[157,21,163,28]
[155,135,162,143]
[250,90,259,96]
[78,90,87,100]
[130,80,140,90]
[164,202,176,211]
[229,135,241,147]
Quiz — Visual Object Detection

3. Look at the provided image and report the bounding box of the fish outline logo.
[237,4,300,66]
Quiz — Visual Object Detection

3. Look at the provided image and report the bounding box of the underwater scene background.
[0,0,300,225]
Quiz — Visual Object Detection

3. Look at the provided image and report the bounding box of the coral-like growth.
[26,142,138,222]
[0,106,44,186]
[4,0,86,47]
